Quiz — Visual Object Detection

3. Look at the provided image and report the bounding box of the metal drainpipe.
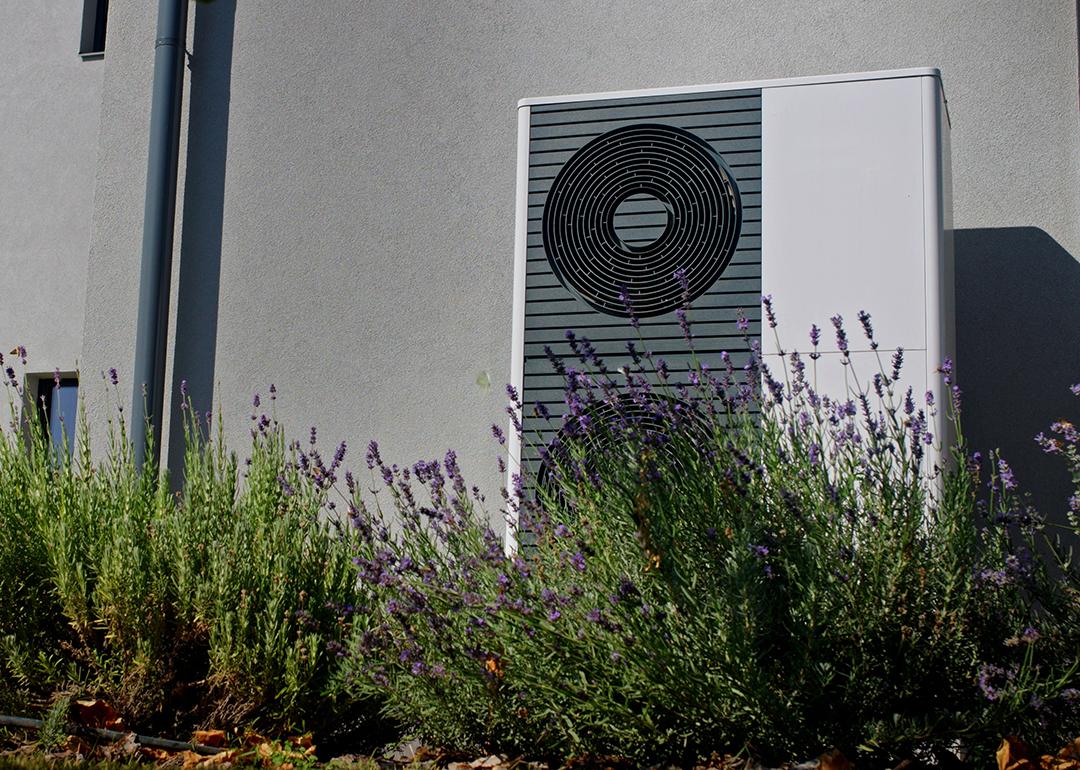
[132,0,188,470]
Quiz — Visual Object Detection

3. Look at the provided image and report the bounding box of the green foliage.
[2,313,1079,766]
[334,315,1080,765]
[0,368,367,734]
[36,696,71,752]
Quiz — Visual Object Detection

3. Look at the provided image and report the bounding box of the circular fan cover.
[542,123,742,317]
[536,393,711,503]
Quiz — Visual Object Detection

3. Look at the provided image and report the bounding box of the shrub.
[333,298,1080,765]
[0,364,367,734]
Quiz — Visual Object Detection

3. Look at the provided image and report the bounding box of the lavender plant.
[334,294,1080,765]
[0,363,368,734]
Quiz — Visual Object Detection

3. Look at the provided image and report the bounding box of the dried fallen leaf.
[998,736,1037,770]
[62,735,94,757]
[180,749,205,768]
[202,749,237,765]
[194,729,228,748]
[74,698,124,730]
[1060,740,1080,761]
[819,748,853,770]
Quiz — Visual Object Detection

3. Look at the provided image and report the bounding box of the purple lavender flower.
[736,314,750,332]
[547,609,561,622]
[830,315,849,355]
[998,459,1018,491]
[618,286,640,329]
[366,440,382,469]
[53,368,61,388]
[108,367,119,386]
[554,523,570,538]
[675,307,692,343]
[939,357,954,386]
[762,294,777,329]
[570,551,586,572]
[253,392,261,409]
[856,310,877,349]
[749,544,770,558]
[180,379,188,397]
[674,268,690,300]
[491,424,506,445]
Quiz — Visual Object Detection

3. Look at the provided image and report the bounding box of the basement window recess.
[36,376,79,457]
[79,0,109,59]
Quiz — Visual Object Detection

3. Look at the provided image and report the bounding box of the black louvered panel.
[520,88,762,490]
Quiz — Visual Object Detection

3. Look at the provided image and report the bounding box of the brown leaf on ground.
[194,729,228,747]
[287,734,314,749]
[998,737,1038,770]
[201,749,237,765]
[73,698,125,730]
[62,735,94,757]
[819,748,854,770]
[100,731,141,760]
[243,731,271,747]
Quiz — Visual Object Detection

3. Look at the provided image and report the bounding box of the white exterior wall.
[0,2,104,379]
[2,0,1075,515]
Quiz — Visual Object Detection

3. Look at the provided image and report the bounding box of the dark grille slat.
[520,88,762,496]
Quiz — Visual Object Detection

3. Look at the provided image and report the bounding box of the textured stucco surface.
[0,2,104,375]
[79,0,1079,502]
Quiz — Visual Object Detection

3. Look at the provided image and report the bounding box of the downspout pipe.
[132,0,188,470]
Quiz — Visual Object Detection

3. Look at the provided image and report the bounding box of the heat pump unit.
[507,69,953,545]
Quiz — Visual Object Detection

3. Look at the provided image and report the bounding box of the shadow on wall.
[167,0,235,478]
[955,227,1080,529]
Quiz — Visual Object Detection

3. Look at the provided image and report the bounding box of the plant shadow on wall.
[2,294,1080,765]
[955,227,1080,536]
[167,0,236,481]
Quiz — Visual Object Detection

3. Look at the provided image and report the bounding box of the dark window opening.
[79,0,109,58]
[36,377,79,457]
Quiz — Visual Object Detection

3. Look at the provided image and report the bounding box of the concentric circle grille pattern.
[535,393,712,503]
[542,123,742,317]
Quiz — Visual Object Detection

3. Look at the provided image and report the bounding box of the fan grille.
[541,123,742,317]
[535,393,712,503]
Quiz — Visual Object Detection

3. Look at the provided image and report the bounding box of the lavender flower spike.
[762,294,777,329]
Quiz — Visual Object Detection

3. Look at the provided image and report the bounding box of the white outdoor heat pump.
[506,68,954,547]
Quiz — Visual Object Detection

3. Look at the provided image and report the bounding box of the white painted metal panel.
[504,105,531,552]
[761,77,928,356]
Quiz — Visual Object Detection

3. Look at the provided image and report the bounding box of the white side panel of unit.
[921,76,954,464]
[761,77,928,356]
[505,105,531,553]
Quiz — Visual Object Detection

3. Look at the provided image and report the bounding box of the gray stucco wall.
[79,0,1079,511]
[0,2,104,377]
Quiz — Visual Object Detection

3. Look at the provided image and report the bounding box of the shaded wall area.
[955,227,1080,528]
[165,0,235,477]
